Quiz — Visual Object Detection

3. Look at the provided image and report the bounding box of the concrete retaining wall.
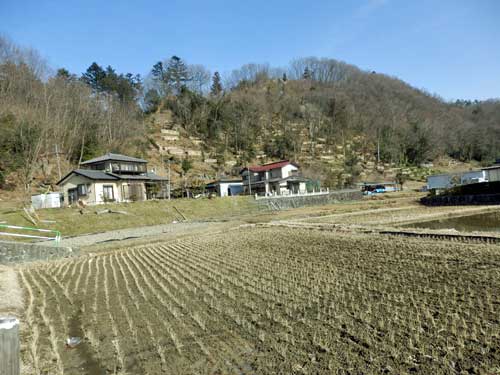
[256,190,362,210]
[0,241,77,265]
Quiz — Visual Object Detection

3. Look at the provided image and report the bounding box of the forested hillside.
[1,36,499,194]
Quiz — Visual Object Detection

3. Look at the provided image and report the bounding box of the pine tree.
[150,61,169,96]
[81,62,106,91]
[166,55,190,94]
[210,71,223,96]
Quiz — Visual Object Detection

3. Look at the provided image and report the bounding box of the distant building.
[240,160,308,196]
[57,153,167,205]
[482,165,500,183]
[427,169,488,193]
[205,179,243,197]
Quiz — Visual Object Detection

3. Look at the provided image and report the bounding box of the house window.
[103,185,115,201]
[77,184,87,196]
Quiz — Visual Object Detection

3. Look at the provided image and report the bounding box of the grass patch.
[0,196,261,238]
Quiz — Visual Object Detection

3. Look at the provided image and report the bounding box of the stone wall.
[256,189,362,210]
[0,241,77,265]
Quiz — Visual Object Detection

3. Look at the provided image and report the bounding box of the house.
[240,160,308,195]
[57,153,167,205]
[205,179,243,197]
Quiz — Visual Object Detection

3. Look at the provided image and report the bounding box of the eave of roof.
[56,169,119,185]
[57,170,167,185]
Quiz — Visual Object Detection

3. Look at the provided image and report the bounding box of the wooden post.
[0,317,20,375]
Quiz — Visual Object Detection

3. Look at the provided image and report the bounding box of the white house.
[205,179,244,197]
[57,153,167,205]
[240,160,308,196]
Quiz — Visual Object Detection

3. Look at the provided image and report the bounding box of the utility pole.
[167,160,171,200]
[377,139,380,164]
[246,164,252,195]
[163,157,172,200]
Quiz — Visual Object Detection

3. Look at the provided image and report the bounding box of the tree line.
[1,35,499,192]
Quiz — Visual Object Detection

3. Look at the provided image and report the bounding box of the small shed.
[31,193,62,209]
[482,165,500,183]
[206,179,243,197]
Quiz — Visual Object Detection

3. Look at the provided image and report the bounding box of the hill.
[1,38,499,197]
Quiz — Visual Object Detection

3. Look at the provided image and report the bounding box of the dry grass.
[0,196,262,238]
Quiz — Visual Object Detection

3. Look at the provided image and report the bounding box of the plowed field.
[19,227,500,374]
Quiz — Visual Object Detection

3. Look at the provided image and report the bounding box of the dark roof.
[57,169,167,185]
[206,178,243,187]
[80,153,147,165]
[144,172,168,181]
[357,181,397,186]
[57,169,119,185]
[241,160,299,174]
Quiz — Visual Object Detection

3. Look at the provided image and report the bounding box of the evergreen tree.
[81,63,140,102]
[282,72,287,82]
[55,68,77,82]
[151,61,165,82]
[81,62,106,91]
[166,55,190,94]
[210,71,223,96]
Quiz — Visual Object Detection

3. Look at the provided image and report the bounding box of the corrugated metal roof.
[80,153,147,165]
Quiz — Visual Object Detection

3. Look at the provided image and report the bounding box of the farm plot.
[19,227,500,374]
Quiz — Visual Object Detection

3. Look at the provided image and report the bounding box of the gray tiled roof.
[108,173,167,181]
[57,169,167,185]
[80,153,147,165]
[74,169,119,180]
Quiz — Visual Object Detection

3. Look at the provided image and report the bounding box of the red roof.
[245,160,298,173]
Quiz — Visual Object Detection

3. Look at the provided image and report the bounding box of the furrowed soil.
[17,226,500,374]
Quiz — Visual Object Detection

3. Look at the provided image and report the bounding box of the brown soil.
[17,226,500,374]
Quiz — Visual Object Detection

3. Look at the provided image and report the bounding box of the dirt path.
[0,265,23,316]
[39,221,237,248]
[295,204,499,225]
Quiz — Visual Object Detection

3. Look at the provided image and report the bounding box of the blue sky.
[1,0,498,100]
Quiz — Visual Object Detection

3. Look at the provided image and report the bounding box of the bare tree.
[187,64,211,94]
